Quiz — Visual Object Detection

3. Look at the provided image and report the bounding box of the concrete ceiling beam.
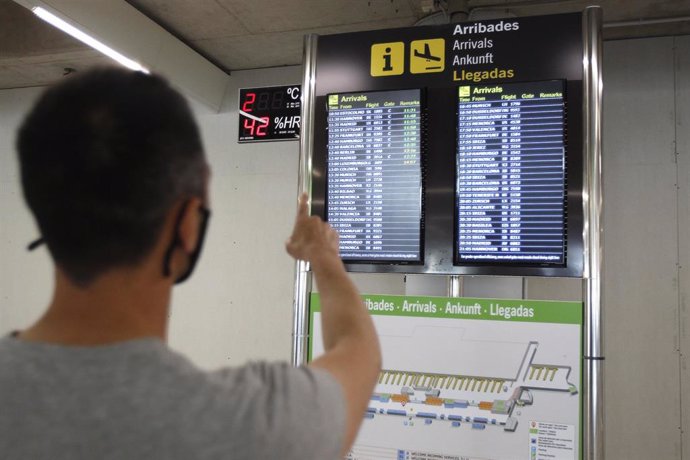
[11,0,230,111]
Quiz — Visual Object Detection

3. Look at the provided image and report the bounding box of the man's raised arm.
[286,194,382,455]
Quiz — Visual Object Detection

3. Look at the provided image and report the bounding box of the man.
[0,67,381,459]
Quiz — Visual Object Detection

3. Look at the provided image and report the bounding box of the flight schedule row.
[326,90,423,262]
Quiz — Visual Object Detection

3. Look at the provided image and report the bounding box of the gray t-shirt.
[0,336,344,459]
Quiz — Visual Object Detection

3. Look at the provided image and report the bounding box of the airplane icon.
[413,43,441,63]
[410,39,445,73]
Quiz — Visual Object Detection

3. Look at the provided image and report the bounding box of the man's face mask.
[163,201,211,284]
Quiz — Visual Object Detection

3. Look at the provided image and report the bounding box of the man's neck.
[19,269,172,346]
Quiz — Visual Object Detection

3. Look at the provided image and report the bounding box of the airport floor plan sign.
[309,294,582,460]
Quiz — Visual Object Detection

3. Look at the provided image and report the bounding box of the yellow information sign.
[409,38,445,74]
[370,42,405,76]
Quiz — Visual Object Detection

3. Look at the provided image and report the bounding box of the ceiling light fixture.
[32,6,149,74]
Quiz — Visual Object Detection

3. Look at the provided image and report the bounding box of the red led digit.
[242,92,256,112]
[243,117,256,135]
[256,117,270,136]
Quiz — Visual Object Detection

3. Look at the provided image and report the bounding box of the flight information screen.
[326,89,423,263]
[456,80,566,265]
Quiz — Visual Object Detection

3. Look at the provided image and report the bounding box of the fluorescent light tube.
[32,6,149,74]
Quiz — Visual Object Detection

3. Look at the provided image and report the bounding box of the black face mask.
[163,201,211,284]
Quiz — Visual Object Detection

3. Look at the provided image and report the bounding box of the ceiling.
[1,0,690,90]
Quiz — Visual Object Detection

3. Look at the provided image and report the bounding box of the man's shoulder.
[0,336,344,420]
[0,336,306,395]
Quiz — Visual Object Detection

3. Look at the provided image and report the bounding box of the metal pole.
[291,34,318,367]
[582,6,604,460]
[447,275,463,297]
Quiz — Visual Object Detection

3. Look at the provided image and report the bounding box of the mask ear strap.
[27,237,45,251]
[162,201,190,278]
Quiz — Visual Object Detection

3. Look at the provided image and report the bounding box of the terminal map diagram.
[310,295,582,460]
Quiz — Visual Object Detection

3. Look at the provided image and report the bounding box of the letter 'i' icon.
[370,42,404,77]
[382,47,393,72]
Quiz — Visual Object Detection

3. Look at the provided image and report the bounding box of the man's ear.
[178,197,203,253]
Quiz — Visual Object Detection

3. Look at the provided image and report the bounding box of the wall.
[0,66,304,370]
[678,34,690,460]
[0,35,689,459]
[601,36,689,460]
[168,66,303,368]
[0,87,49,333]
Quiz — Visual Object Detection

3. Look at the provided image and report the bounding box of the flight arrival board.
[326,89,423,263]
[457,80,566,265]
[310,12,585,277]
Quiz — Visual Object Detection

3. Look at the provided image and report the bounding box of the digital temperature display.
[238,85,301,143]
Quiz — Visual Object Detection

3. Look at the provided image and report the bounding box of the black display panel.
[310,13,585,277]
[326,89,423,263]
[456,80,567,265]
[238,85,301,143]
